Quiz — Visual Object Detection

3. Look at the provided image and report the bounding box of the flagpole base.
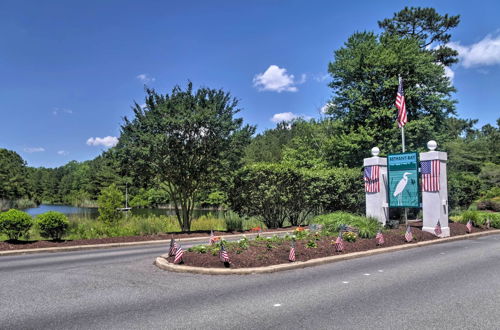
[421,226,450,238]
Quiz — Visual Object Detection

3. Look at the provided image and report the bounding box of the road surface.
[1,234,499,329]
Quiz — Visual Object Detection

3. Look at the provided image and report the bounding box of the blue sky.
[1,0,499,168]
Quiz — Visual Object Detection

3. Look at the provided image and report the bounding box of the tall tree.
[118,83,255,231]
[326,8,459,159]
[378,7,460,65]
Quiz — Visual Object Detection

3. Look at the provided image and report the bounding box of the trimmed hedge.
[36,211,69,240]
[0,209,33,240]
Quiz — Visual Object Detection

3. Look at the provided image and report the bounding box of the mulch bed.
[0,227,295,251]
[164,222,493,269]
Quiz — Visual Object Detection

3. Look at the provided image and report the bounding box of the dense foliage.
[97,184,124,224]
[36,211,69,240]
[0,209,33,240]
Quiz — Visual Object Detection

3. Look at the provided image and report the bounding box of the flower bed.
[163,222,492,269]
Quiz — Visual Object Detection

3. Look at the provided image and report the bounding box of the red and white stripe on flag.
[364,165,380,193]
[396,77,407,128]
[421,160,440,192]
[289,247,296,262]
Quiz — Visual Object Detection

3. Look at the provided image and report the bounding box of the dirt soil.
[164,222,492,269]
[0,227,295,251]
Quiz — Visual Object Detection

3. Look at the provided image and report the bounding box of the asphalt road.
[1,234,499,330]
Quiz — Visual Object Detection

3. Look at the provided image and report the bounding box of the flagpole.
[398,75,408,224]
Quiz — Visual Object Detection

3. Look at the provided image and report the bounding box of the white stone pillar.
[421,140,450,237]
[364,147,389,226]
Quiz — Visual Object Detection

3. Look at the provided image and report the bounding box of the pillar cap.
[427,140,437,151]
[371,147,380,156]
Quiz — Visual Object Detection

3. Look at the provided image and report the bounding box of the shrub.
[36,211,69,240]
[97,184,124,224]
[460,210,483,226]
[342,231,357,242]
[351,216,381,238]
[224,211,244,231]
[0,209,33,240]
[312,212,381,238]
[190,214,226,231]
[448,172,482,210]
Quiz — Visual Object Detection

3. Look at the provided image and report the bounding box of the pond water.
[23,204,224,220]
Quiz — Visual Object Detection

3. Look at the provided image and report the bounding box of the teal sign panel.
[387,152,420,208]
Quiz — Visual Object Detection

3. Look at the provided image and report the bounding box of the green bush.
[0,209,33,240]
[224,211,244,231]
[97,184,124,224]
[460,210,483,226]
[229,164,363,229]
[343,231,357,242]
[312,212,381,238]
[448,172,482,210]
[36,211,69,240]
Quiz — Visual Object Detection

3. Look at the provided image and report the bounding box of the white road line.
[363,273,371,276]
[342,281,349,284]
[273,304,281,307]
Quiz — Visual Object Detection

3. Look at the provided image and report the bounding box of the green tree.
[97,184,124,224]
[0,149,31,203]
[117,83,254,231]
[378,7,460,65]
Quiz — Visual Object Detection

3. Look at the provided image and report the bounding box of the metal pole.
[401,126,406,153]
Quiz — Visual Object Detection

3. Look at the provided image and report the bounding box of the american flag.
[421,160,440,192]
[466,220,473,233]
[173,244,184,264]
[289,242,296,262]
[335,233,344,252]
[405,226,413,242]
[376,231,384,245]
[364,166,380,193]
[434,220,442,236]
[169,237,178,256]
[219,244,230,263]
[209,230,215,245]
[396,76,407,128]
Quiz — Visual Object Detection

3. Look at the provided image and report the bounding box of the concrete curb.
[0,230,295,257]
[154,229,500,275]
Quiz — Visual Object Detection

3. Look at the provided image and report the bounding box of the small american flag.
[434,220,442,236]
[405,226,413,242]
[396,76,407,128]
[173,244,184,264]
[219,244,230,263]
[376,231,384,245]
[289,241,296,262]
[335,233,344,252]
[209,230,215,245]
[168,237,178,256]
[466,220,473,233]
[421,160,440,192]
[364,166,380,193]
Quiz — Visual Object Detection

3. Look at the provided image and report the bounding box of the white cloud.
[443,66,455,82]
[271,112,298,122]
[52,107,73,115]
[253,65,302,92]
[86,136,118,148]
[136,73,156,83]
[24,147,45,153]
[314,73,329,82]
[448,34,500,68]
[57,150,68,155]
[320,102,335,114]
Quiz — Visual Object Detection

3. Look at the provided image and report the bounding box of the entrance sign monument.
[363,140,449,237]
